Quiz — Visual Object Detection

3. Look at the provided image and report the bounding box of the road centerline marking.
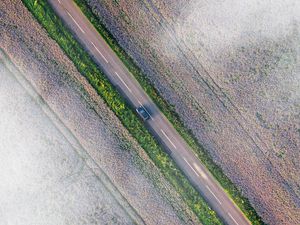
[66,11,85,34]
[228,212,239,225]
[161,129,177,149]
[90,41,109,63]
[206,185,222,205]
[183,157,199,177]
[193,162,208,180]
[114,72,132,93]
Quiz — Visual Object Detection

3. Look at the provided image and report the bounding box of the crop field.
[0,57,137,225]
[0,1,204,224]
[76,0,300,224]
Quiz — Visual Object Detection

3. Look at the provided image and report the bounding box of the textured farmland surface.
[82,0,300,224]
[0,1,199,224]
[0,60,136,225]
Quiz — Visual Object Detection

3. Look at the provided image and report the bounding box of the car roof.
[137,106,150,119]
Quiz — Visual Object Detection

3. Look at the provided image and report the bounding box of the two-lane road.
[48,1,251,224]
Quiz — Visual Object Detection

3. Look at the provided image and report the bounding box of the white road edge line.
[206,185,222,205]
[114,72,132,93]
[161,129,177,149]
[66,11,85,34]
[183,157,199,177]
[90,41,108,63]
[228,212,239,225]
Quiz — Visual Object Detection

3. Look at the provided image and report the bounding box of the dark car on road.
[136,106,150,121]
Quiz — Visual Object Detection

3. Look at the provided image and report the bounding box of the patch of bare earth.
[83,0,300,224]
[0,1,199,224]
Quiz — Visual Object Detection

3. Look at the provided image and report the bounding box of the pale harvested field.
[0,1,199,224]
[84,0,300,224]
[0,59,136,225]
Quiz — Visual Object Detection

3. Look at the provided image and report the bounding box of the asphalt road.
[49,1,251,224]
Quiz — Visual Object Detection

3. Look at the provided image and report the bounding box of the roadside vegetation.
[72,1,265,224]
[22,0,223,224]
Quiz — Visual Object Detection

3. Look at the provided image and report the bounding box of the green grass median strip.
[72,1,265,224]
[22,0,223,224]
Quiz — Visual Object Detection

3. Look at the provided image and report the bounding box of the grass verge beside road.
[73,1,265,224]
[22,0,223,224]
